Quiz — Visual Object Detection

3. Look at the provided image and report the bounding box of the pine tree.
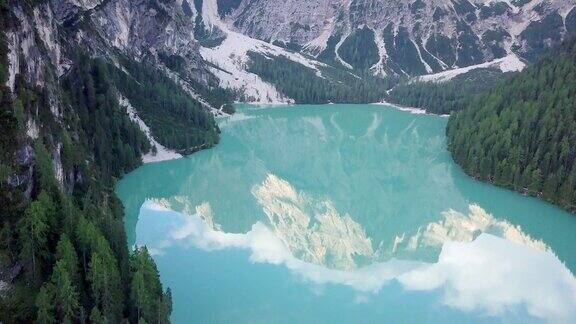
[36,284,55,324]
[55,235,80,285]
[88,242,123,322]
[447,37,576,211]
[89,307,106,324]
[19,199,49,284]
[34,142,58,193]
[129,246,170,323]
[50,260,80,322]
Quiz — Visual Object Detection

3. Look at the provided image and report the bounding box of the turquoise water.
[116,104,576,323]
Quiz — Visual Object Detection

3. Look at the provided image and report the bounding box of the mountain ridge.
[222,0,574,77]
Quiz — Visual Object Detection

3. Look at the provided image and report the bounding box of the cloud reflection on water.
[137,195,576,322]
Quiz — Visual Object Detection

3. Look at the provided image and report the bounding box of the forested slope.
[0,1,225,321]
[0,56,173,323]
[387,68,514,114]
[447,37,576,212]
[102,56,220,153]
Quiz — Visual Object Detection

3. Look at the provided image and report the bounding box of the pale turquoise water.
[116,104,576,323]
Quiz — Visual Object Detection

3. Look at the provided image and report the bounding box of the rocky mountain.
[222,0,575,76]
[5,0,574,106]
[6,0,226,110]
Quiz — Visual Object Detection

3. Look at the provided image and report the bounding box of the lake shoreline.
[142,101,447,165]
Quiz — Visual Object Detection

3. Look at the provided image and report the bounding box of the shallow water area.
[117,104,576,323]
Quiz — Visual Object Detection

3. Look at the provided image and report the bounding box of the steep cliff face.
[0,1,181,320]
[85,0,214,85]
[223,0,575,76]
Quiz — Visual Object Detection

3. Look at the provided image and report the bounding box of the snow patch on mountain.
[412,38,433,74]
[201,0,225,30]
[199,0,330,103]
[334,32,353,70]
[370,29,389,76]
[303,17,336,55]
[417,54,525,83]
[118,95,182,163]
[224,0,573,77]
[200,32,292,103]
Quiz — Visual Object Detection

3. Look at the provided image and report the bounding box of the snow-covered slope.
[194,0,330,103]
[418,53,526,83]
[184,0,338,103]
[200,30,334,103]
[8,0,573,107]
[200,32,289,103]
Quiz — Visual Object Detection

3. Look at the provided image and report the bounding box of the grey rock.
[225,0,575,75]
[15,145,34,167]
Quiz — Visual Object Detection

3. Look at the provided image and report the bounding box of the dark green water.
[117,104,576,323]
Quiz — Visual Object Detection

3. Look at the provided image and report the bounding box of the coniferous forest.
[247,51,395,104]
[0,66,173,323]
[387,68,514,114]
[107,56,220,153]
[1,0,576,321]
[447,37,576,212]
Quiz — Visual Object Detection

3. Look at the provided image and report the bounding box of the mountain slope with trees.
[447,37,576,212]
[246,52,395,104]
[0,0,227,321]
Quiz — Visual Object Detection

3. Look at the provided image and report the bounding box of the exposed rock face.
[84,0,213,85]
[224,0,575,76]
[252,174,374,270]
[6,0,216,104]
[8,145,35,199]
[7,0,572,107]
[15,145,34,167]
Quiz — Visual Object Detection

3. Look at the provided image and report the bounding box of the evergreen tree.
[55,235,80,286]
[246,51,395,104]
[89,307,106,324]
[35,284,55,324]
[19,198,49,284]
[88,241,123,322]
[34,142,58,193]
[50,261,80,323]
[130,246,170,324]
[387,68,513,114]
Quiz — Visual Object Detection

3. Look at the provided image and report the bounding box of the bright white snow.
[417,54,525,83]
[198,0,329,104]
[118,95,182,163]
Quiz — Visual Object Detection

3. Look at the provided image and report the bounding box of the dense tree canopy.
[387,68,514,114]
[107,56,220,153]
[61,55,151,184]
[447,37,576,212]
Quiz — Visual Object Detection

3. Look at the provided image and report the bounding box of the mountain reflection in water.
[117,104,576,323]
